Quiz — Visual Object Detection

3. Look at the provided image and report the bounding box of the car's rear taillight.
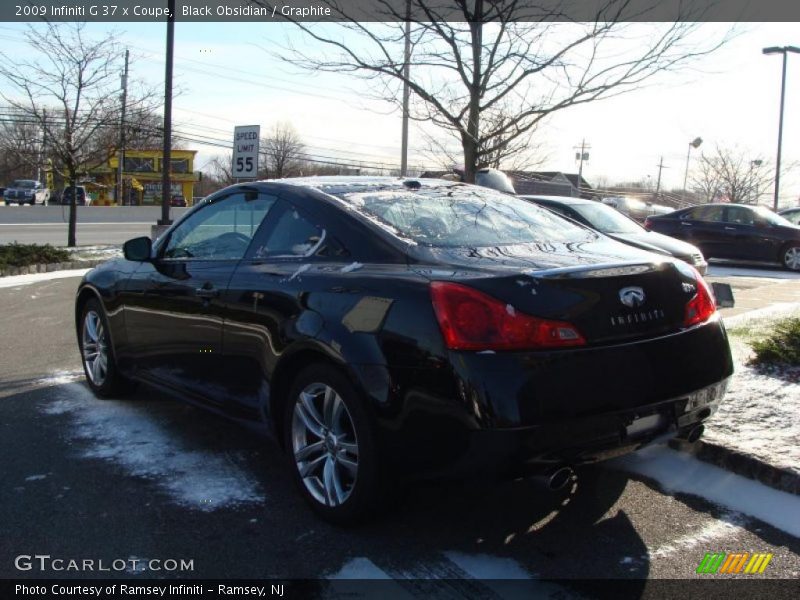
[430,282,586,351]
[684,269,717,327]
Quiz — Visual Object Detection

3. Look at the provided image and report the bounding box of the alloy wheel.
[784,246,800,271]
[82,310,108,385]
[291,382,359,507]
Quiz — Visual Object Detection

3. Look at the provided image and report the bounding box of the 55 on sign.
[232,125,260,179]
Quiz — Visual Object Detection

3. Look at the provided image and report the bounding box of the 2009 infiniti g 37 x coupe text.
[75,177,733,522]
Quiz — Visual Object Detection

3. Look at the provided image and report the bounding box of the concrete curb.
[669,438,800,496]
[0,259,104,278]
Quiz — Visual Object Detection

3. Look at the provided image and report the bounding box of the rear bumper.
[377,319,733,476]
[442,378,728,477]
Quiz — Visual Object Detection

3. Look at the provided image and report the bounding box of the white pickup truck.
[4,179,51,205]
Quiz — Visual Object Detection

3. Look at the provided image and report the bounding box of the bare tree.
[0,23,157,246]
[206,153,236,186]
[269,0,732,183]
[691,146,776,205]
[0,117,42,184]
[421,110,547,173]
[261,122,305,179]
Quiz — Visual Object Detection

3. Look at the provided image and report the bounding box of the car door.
[718,206,764,260]
[221,197,351,421]
[122,190,276,406]
[676,205,726,258]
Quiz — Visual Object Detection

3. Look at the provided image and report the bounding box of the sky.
[0,19,798,206]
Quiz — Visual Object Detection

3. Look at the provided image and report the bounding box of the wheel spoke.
[298,453,327,478]
[329,393,345,434]
[92,356,103,383]
[294,440,324,462]
[323,456,344,506]
[322,386,337,428]
[295,398,324,438]
[338,455,358,476]
[85,314,98,342]
[339,439,358,458]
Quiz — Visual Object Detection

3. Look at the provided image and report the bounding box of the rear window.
[328,184,595,247]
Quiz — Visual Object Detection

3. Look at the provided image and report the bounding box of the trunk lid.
[412,241,701,345]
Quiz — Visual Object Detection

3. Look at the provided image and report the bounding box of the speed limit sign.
[232,125,260,179]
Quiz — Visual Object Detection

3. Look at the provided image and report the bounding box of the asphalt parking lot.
[0,268,799,591]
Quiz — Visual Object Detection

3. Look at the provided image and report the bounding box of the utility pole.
[655,156,667,197]
[117,48,129,206]
[574,139,590,193]
[41,109,48,204]
[400,0,411,177]
[37,109,46,187]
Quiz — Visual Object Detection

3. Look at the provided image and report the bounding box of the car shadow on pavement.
[2,378,792,588]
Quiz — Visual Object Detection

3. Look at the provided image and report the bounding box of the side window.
[724,207,755,226]
[545,205,570,218]
[686,205,724,223]
[163,192,276,260]
[250,201,347,259]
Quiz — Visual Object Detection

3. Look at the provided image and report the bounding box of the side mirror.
[123,236,152,262]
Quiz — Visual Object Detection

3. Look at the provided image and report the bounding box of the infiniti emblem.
[619,286,646,308]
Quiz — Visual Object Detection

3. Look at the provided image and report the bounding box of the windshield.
[331,184,597,247]
[572,203,643,234]
[754,205,794,227]
[11,180,36,188]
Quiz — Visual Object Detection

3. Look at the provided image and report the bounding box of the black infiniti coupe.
[75,177,733,522]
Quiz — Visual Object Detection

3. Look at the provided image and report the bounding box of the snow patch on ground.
[443,552,530,580]
[709,304,800,477]
[36,370,84,387]
[647,513,743,559]
[327,554,579,598]
[41,382,263,511]
[329,557,393,580]
[67,245,122,261]
[0,269,91,289]
[707,264,799,279]
[612,446,800,538]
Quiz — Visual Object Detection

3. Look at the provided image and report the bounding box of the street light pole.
[682,136,703,201]
[763,46,800,211]
[159,0,175,229]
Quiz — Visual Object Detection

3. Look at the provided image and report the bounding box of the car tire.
[78,298,135,398]
[284,363,382,524]
[781,244,800,271]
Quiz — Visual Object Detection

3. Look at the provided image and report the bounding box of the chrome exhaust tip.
[681,424,705,444]
[547,466,574,491]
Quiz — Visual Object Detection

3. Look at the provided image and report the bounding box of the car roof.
[685,203,767,209]
[519,195,596,206]
[269,175,462,194]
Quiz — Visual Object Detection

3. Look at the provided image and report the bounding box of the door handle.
[724,226,736,231]
[680,222,692,226]
[195,286,219,298]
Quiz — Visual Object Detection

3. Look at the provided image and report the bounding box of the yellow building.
[91,149,200,206]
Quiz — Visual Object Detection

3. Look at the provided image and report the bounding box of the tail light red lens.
[684,270,717,327]
[430,281,586,351]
